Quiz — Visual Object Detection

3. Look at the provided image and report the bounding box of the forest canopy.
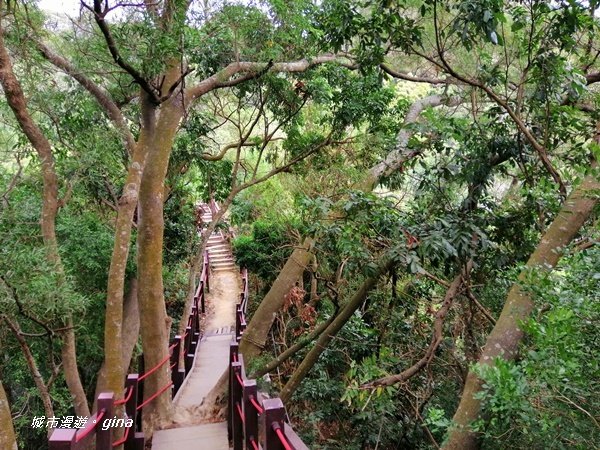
[0,0,598,449]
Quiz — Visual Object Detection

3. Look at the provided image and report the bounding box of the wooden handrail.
[229,271,309,450]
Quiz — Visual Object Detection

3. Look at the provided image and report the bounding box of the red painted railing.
[229,269,309,450]
[49,206,212,450]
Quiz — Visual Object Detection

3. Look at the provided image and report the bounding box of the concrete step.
[213,266,237,272]
[207,251,228,257]
[210,253,233,259]
[152,422,228,450]
[212,262,235,268]
[210,244,231,254]
[211,241,229,250]
[209,256,232,262]
[212,263,236,271]
[211,260,234,266]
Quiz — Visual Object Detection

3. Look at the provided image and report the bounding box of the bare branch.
[85,0,161,103]
[186,54,353,101]
[32,37,140,154]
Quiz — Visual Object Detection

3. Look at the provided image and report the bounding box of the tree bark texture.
[0,380,17,450]
[239,237,315,359]
[137,95,183,433]
[95,277,140,401]
[101,94,151,402]
[443,170,600,450]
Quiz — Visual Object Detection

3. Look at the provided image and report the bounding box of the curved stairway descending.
[151,203,239,450]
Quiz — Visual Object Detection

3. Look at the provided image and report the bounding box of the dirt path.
[165,268,240,428]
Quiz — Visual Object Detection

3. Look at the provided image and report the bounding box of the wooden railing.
[49,248,211,449]
[229,269,309,450]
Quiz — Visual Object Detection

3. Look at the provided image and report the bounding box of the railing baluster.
[48,428,76,449]
[228,341,239,442]
[136,354,144,431]
[231,361,243,450]
[243,379,259,450]
[124,374,141,450]
[96,392,114,450]
[261,398,287,450]
[170,337,182,396]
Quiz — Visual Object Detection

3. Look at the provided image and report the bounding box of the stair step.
[213,266,236,272]
[211,259,235,265]
[208,249,231,255]
[211,259,234,265]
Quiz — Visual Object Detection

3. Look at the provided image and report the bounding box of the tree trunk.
[61,319,91,417]
[0,15,89,418]
[443,169,600,450]
[239,237,314,359]
[0,380,17,450]
[95,277,140,400]
[101,93,150,400]
[136,96,183,433]
[279,255,396,403]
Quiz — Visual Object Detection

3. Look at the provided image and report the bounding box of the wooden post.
[235,304,242,339]
[204,251,210,293]
[228,341,239,442]
[170,336,183,395]
[199,280,206,313]
[190,308,198,354]
[184,326,193,374]
[136,354,144,431]
[243,379,259,450]
[48,428,76,449]
[261,398,287,450]
[231,361,243,450]
[96,392,114,450]
[124,375,142,450]
[239,307,247,336]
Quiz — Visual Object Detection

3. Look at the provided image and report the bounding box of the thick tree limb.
[364,94,464,189]
[2,315,55,425]
[380,63,453,85]
[279,254,398,403]
[586,71,600,84]
[186,54,353,101]
[251,314,336,379]
[443,163,600,450]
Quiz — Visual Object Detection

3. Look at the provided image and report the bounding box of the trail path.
[152,207,238,450]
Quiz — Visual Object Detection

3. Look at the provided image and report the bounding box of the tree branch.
[186,54,353,101]
[362,261,473,388]
[85,0,161,104]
